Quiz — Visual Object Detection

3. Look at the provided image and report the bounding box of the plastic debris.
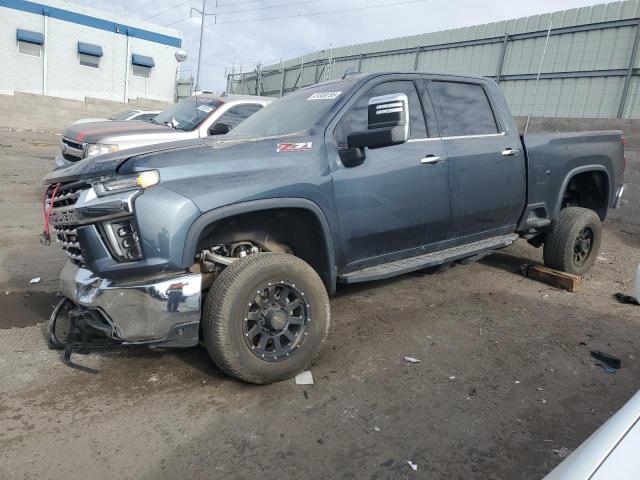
[553,447,572,458]
[614,292,639,306]
[295,370,314,385]
[591,350,621,370]
[374,426,380,432]
[404,357,421,364]
[407,461,418,471]
[29,277,41,284]
[596,364,617,374]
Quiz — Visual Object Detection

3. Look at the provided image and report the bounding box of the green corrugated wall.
[229,0,640,119]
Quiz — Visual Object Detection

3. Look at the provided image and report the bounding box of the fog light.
[102,219,142,262]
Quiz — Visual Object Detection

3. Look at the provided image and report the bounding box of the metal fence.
[227,0,640,119]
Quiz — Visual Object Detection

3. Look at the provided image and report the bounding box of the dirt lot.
[1,128,639,480]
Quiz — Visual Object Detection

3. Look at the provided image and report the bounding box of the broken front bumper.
[49,261,202,348]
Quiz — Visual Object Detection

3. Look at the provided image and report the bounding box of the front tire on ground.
[543,207,602,276]
[202,252,331,384]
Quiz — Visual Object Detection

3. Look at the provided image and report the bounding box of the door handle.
[501,148,521,156]
[420,155,444,165]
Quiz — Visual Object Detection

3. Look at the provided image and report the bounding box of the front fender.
[181,198,337,294]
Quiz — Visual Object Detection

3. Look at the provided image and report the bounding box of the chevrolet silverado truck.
[56,94,272,167]
[43,72,626,384]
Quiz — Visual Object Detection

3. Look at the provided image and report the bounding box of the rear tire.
[202,252,330,384]
[543,207,602,275]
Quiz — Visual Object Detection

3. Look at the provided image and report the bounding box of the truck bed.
[520,130,625,227]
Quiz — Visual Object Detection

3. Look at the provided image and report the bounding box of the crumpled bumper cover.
[50,261,202,347]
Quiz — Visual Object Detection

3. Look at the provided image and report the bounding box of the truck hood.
[62,120,173,144]
[43,134,310,185]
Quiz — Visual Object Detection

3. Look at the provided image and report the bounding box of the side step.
[338,234,519,284]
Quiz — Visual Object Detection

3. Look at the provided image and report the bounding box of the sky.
[72,0,607,92]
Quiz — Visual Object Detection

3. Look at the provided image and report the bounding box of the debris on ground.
[591,350,622,370]
[553,447,572,458]
[595,364,617,374]
[553,447,573,458]
[29,277,41,284]
[374,426,380,432]
[404,356,421,364]
[407,460,418,471]
[295,371,314,385]
[614,292,639,306]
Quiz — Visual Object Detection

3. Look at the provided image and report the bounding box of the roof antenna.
[524,19,553,135]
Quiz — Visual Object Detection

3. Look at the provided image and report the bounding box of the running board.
[338,234,519,284]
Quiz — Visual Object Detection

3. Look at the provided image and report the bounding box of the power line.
[163,15,193,26]
[147,0,194,20]
[186,0,428,32]
[130,0,162,14]
[217,0,270,6]
[212,0,321,16]
[162,0,315,28]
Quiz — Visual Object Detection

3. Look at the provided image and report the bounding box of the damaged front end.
[49,261,202,350]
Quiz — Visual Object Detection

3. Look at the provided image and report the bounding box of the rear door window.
[428,81,499,137]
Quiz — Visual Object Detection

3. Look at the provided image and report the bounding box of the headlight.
[86,143,119,157]
[93,170,160,196]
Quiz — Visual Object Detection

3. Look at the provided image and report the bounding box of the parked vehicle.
[55,94,271,167]
[544,390,640,479]
[71,110,162,125]
[43,72,626,384]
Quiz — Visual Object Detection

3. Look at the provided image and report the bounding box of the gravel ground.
[0,128,639,480]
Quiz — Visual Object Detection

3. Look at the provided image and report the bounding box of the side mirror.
[208,122,230,136]
[347,93,409,150]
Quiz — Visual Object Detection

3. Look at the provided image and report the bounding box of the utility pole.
[191,0,217,91]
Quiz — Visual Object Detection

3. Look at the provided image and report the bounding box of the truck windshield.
[230,84,351,137]
[152,97,223,131]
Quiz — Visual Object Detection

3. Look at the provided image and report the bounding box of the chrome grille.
[61,137,86,162]
[46,181,89,265]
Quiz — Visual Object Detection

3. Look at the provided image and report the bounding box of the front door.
[330,79,450,267]
[426,79,526,240]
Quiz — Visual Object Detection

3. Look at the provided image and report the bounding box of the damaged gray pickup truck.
[43,72,626,383]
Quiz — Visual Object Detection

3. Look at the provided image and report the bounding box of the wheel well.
[194,208,334,291]
[561,171,609,220]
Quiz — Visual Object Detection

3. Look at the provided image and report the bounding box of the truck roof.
[299,71,493,92]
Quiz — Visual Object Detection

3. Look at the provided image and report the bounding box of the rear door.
[426,79,525,240]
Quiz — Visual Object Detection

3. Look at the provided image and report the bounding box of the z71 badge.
[277,142,312,153]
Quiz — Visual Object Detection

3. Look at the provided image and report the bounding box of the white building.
[0,0,183,102]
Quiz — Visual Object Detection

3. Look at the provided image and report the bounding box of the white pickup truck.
[55,94,272,167]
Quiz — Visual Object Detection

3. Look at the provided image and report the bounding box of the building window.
[132,64,151,78]
[16,29,44,57]
[18,41,41,57]
[77,42,103,68]
[131,54,155,78]
[78,53,99,68]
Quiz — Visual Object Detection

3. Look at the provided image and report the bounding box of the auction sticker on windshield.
[307,92,341,100]
[277,142,312,152]
[197,104,214,113]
